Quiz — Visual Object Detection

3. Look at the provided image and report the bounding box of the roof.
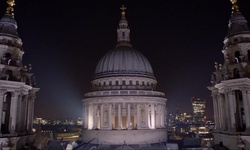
[0,14,19,37]
[94,45,155,79]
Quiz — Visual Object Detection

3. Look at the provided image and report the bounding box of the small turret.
[116,5,131,47]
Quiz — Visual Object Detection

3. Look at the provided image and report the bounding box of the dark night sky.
[0,0,249,121]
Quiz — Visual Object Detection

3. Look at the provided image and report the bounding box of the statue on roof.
[6,0,15,16]
[120,5,126,18]
[230,0,239,12]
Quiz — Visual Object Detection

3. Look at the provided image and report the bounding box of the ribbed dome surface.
[94,46,154,79]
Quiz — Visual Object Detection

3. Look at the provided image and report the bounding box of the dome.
[0,14,18,37]
[0,14,17,25]
[94,46,155,79]
[227,12,250,37]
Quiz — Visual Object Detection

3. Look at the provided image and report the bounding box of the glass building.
[191,97,206,124]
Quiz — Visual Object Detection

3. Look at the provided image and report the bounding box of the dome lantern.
[116,5,131,47]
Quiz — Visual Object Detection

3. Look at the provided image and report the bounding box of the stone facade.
[82,6,167,148]
[0,1,39,149]
[208,1,250,149]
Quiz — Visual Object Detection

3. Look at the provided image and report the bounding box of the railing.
[85,90,165,97]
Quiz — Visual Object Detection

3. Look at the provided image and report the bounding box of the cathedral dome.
[94,45,154,79]
[94,5,155,80]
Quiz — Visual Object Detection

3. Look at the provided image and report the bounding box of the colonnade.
[83,102,166,130]
[212,88,250,132]
[0,89,36,136]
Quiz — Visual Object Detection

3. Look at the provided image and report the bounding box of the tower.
[208,0,250,149]
[191,97,206,124]
[81,6,167,149]
[0,0,39,149]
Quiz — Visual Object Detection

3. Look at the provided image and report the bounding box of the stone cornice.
[214,78,250,93]
[82,96,167,104]
[85,90,165,98]
[0,80,32,94]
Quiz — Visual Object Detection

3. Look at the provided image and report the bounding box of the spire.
[230,0,239,13]
[6,0,15,16]
[116,5,131,47]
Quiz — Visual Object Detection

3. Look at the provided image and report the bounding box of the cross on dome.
[6,0,15,16]
[230,0,239,13]
[120,5,126,17]
[117,5,131,46]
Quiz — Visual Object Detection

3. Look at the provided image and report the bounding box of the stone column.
[241,88,250,131]
[82,103,85,128]
[221,94,228,130]
[85,104,89,129]
[93,104,97,129]
[26,97,33,132]
[108,103,112,129]
[100,104,103,129]
[151,104,155,129]
[10,92,19,135]
[228,90,236,131]
[16,94,23,132]
[155,104,159,128]
[164,104,167,128]
[145,103,149,129]
[160,104,164,128]
[246,89,250,131]
[137,103,140,129]
[217,94,224,130]
[0,90,5,134]
[212,94,219,130]
[127,103,131,129]
[224,93,232,130]
[26,99,33,132]
[24,95,29,132]
[158,105,162,128]
[118,103,121,130]
[19,95,28,132]
[162,105,167,128]
[31,99,35,131]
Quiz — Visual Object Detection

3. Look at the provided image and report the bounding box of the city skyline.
[0,0,249,120]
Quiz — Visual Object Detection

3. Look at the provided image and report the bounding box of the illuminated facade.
[208,0,250,149]
[0,0,39,149]
[191,97,206,123]
[81,6,167,149]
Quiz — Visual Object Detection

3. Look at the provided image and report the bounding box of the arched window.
[221,74,224,80]
[235,90,246,132]
[233,68,240,78]
[235,51,241,63]
[6,70,13,81]
[2,92,11,134]
[2,53,11,65]
[247,50,250,62]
